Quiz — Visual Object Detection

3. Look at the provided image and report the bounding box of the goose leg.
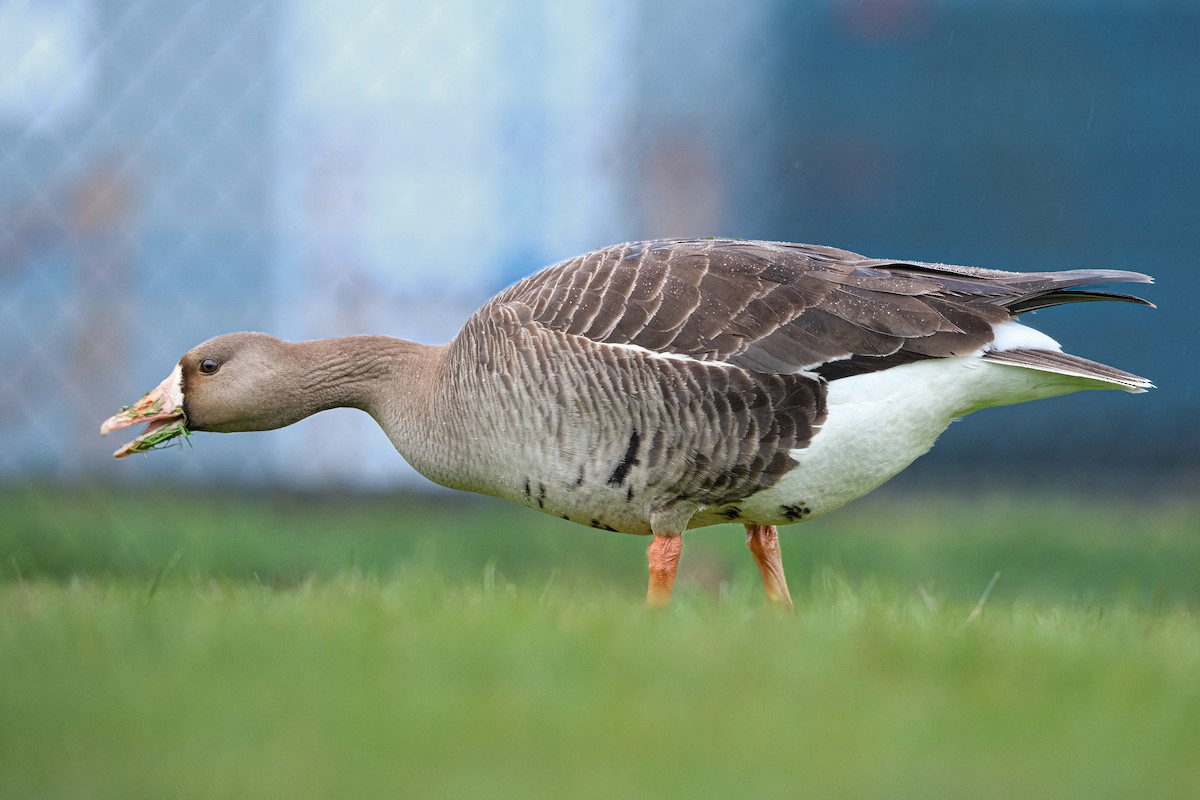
[646,534,683,608]
[745,524,794,609]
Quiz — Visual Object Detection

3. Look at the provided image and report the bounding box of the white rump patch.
[983,320,1062,353]
[751,351,1102,522]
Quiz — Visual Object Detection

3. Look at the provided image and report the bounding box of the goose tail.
[982,348,1153,393]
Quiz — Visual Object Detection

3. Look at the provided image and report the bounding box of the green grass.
[1,484,1199,798]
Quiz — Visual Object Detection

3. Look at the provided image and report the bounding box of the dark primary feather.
[485,239,1152,379]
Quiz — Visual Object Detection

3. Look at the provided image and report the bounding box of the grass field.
[2,483,1199,798]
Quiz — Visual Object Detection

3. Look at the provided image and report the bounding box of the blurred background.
[1,0,1196,491]
[4,8,1199,796]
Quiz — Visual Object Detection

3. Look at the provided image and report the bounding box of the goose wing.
[484,238,1152,377]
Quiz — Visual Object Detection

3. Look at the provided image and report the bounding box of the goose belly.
[515,475,657,535]
[736,356,1086,524]
[424,400,661,536]
[457,461,660,536]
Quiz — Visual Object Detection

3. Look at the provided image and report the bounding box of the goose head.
[100,332,307,457]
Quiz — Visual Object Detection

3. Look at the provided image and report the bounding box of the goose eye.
[199,358,220,375]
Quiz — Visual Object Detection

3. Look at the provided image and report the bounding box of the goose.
[101,239,1153,607]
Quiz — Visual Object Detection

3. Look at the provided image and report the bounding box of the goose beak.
[100,364,189,458]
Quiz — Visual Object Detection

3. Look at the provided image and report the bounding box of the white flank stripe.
[603,340,714,364]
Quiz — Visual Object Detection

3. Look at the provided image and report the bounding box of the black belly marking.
[589,518,618,532]
[780,504,811,521]
[523,478,531,500]
[720,507,742,521]
[537,482,546,509]
[607,429,641,486]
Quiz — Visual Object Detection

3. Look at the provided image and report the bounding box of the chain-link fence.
[2,0,1197,489]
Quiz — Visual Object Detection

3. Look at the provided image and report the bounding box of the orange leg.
[746,524,794,609]
[646,534,683,608]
